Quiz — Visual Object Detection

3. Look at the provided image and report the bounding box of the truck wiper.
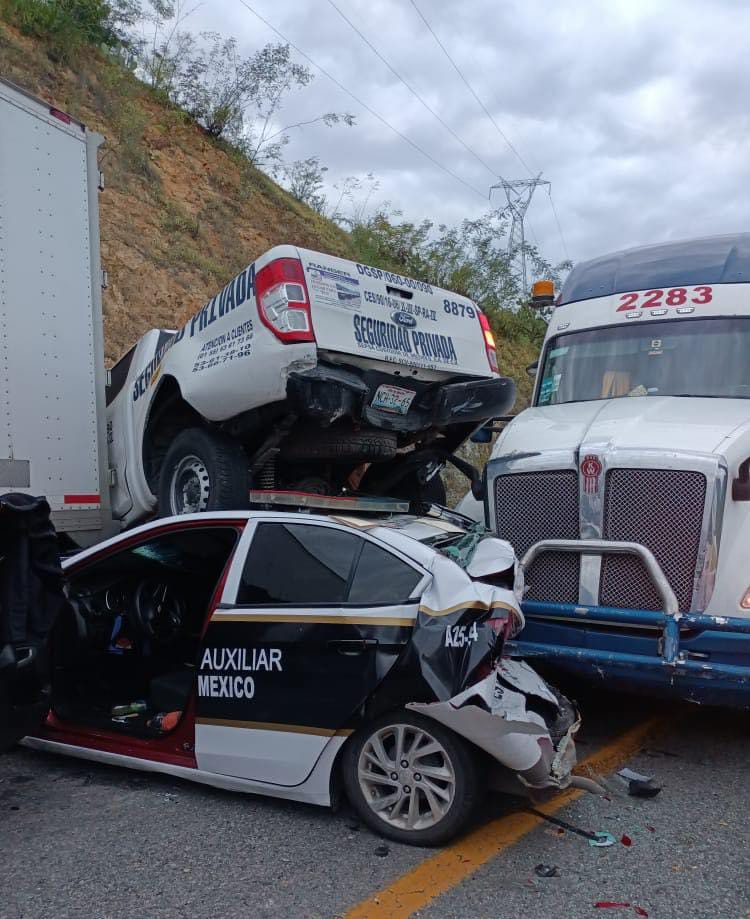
[669,393,750,399]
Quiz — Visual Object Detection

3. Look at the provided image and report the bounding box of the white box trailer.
[0,77,114,545]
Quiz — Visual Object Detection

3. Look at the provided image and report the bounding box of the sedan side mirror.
[526,360,539,378]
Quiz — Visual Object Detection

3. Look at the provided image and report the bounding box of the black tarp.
[0,493,68,751]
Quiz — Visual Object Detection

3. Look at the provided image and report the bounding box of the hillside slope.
[1,22,356,363]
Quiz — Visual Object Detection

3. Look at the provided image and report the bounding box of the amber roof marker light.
[531,279,555,309]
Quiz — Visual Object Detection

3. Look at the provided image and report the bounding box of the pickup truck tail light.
[255,258,315,343]
[478,310,498,372]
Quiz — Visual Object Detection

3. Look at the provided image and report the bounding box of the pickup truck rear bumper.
[288,364,515,433]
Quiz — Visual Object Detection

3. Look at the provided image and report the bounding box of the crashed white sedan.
[26,504,579,845]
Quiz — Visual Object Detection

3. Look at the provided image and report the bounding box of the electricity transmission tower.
[490,174,550,294]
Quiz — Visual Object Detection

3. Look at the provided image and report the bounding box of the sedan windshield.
[536,317,750,406]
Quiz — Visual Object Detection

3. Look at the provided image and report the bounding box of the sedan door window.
[348,541,422,605]
[238,523,360,605]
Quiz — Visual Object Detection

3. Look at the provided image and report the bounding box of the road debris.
[534,864,560,878]
[374,845,390,858]
[617,767,662,798]
[527,808,616,847]
[589,831,617,848]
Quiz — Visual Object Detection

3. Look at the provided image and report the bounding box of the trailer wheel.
[343,710,481,846]
[158,427,249,517]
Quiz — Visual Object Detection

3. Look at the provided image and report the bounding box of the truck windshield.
[536,317,750,406]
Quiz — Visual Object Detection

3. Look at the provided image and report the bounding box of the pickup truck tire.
[360,463,447,504]
[158,427,249,516]
[395,471,447,505]
[281,428,397,462]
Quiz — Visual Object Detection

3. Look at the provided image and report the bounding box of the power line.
[233,0,487,199]
[409,0,536,179]
[325,0,499,181]
[547,188,570,261]
[409,0,570,262]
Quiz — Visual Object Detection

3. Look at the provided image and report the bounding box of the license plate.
[372,384,416,415]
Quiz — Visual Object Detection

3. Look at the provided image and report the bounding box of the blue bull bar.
[505,540,750,695]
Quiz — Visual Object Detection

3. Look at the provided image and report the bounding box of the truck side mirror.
[526,360,539,378]
[470,425,493,444]
[732,458,750,501]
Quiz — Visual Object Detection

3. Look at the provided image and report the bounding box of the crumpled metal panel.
[408,659,579,790]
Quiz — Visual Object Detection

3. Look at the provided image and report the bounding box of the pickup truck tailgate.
[297,248,493,378]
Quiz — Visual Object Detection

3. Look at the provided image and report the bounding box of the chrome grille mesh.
[494,471,580,604]
[600,468,707,612]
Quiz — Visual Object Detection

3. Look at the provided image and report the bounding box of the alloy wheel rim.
[169,454,210,515]
[358,723,456,831]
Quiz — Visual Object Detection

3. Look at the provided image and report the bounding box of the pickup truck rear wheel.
[158,427,249,517]
[394,471,447,505]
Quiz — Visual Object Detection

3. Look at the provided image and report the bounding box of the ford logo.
[391,310,417,328]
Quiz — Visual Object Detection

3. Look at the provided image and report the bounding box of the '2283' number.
[617,286,713,311]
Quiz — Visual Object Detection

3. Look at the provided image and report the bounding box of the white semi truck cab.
[473,235,750,707]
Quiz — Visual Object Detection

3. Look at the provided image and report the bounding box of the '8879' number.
[443,298,476,319]
[616,286,713,311]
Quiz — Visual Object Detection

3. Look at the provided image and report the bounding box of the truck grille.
[494,471,579,604]
[599,468,707,612]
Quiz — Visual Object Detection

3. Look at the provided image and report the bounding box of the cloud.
[177,0,750,267]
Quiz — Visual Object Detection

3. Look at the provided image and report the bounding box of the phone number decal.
[616,286,713,312]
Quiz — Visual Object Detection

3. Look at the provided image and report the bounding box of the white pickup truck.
[0,75,514,540]
[107,248,514,525]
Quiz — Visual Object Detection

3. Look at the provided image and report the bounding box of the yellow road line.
[343,716,663,919]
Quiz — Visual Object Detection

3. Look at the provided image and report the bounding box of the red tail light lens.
[255,258,315,343]
[49,107,72,124]
[488,613,509,639]
[478,310,498,372]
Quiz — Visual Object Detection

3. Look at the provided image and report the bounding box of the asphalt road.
[1,688,748,919]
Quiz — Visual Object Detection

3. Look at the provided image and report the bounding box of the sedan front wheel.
[343,710,481,846]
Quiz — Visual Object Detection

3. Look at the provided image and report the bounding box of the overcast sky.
[173,0,750,268]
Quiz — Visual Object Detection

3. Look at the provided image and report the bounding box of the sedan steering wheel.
[132,579,185,645]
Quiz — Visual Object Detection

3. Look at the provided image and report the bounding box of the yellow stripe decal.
[343,716,664,919]
[210,612,414,627]
[418,600,518,618]
[195,717,354,737]
[418,600,490,617]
